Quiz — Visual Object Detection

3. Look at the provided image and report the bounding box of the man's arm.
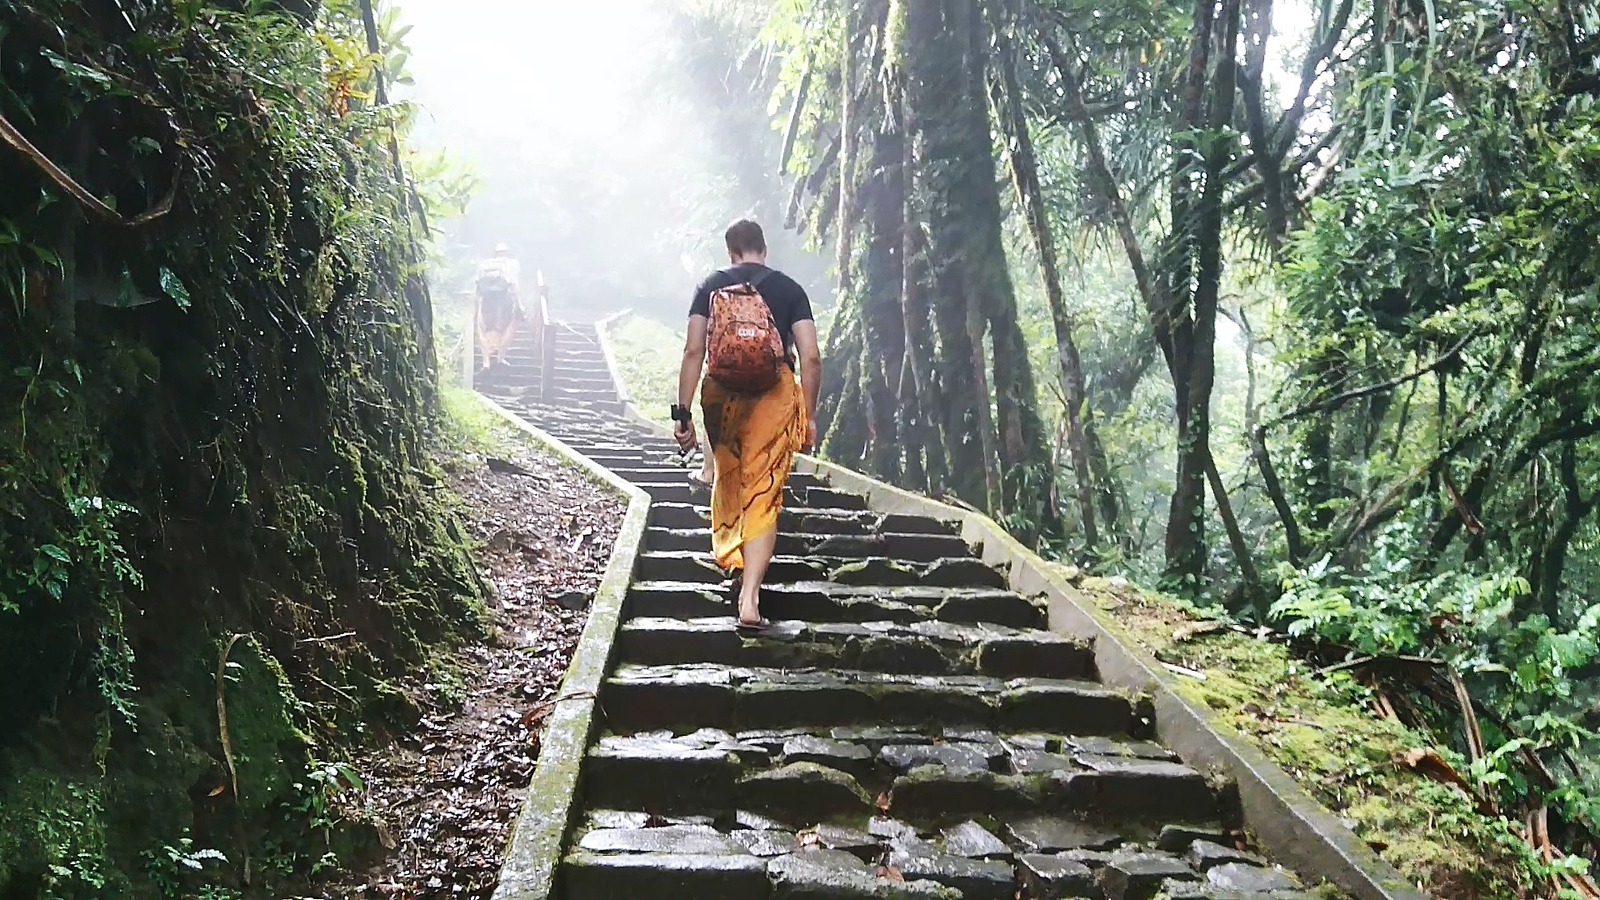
[674,316,708,450]
[678,314,709,411]
[791,319,823,450]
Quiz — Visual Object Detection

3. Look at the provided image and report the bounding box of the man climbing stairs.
[477,324,1319,900]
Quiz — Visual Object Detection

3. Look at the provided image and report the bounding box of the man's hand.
[674,420,697,453]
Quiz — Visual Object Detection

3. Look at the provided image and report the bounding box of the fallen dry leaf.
[876,864,904,882]
[1396,747,1493,814]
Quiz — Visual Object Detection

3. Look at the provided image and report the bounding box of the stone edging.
[793,455,1429,900]
[593,310,675,437]
[478,393,653,900]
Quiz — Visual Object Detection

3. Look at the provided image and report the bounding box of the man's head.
[724,220,767,264]
[494,242,510,257]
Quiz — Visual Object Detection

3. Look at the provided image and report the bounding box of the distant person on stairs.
[672,220,822,631]
[474,243,522,370]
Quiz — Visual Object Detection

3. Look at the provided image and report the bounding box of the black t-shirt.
[689,263,814,360]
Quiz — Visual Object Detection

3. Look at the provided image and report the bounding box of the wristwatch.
[670,404,693,426]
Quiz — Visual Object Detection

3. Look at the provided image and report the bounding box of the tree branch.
[1273,330,1477,424]
[0,112,178,227]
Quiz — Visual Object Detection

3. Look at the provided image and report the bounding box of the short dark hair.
[724,219,766,256]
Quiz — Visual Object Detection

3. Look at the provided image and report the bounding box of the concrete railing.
[481,394,652,900]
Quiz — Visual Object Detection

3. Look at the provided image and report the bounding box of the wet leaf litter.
[317,441,622,899]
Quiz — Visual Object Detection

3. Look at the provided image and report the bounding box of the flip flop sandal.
[687,473,713,497]
[734,617,772,632]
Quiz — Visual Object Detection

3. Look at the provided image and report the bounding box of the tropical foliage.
[716,0,1600,892]
[0,0,480,895]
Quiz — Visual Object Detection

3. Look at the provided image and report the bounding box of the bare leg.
[477,322,493,371]
[737,527,777,625]
[498,316,520,364]
[697,440,715,483]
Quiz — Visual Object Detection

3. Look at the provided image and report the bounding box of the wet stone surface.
[1206,861,1302,893]
[1186,839,1266,871]
[784,735,877,778]
[1005,816,1123,853]
[881,742,993,775]
[1018,853,1097,899]
[939,821,1009,860]
[887,847,1015,900]
[1097,851,1200,900]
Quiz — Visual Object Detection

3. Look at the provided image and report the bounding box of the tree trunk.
[835,1,859,301]
[859,120,908,482]
[823,348,869,466]
[906,0,989,508]
[904,0,1056,531]
[893,48,946,495]
[1534,444,1594,624]
[990,3,1100,550]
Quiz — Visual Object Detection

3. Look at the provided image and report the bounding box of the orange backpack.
[706,270,784,393]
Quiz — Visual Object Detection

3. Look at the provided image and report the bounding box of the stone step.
[584,728,1213,827]
[600,664,1140,736]
[554,350,606,364]
[639,482,864,509]
[555,438,676,452]
[636,552,1006,590]
[613,470,829,491]
[559,807,1284,900]
[645,528,975,563]
[625,582,1044,629]
[616,617,1094,679]
[546,438,671,455]
[648,503,961,538]
[551,363,613,379]
[546,387,622,405]
[553,374,616,388]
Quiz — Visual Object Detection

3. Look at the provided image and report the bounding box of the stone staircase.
[478,324,1318,900]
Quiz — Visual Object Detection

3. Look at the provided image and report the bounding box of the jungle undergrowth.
[1065,570,1563,899]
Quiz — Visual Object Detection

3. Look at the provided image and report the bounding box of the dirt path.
[317,439,624,899]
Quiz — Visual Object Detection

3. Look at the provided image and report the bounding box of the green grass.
[440,386,519,457]
[604,315,687,429]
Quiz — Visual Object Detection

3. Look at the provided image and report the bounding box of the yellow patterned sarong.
[699,374,807,571]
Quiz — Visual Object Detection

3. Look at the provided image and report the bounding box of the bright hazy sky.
[399,0,668,153]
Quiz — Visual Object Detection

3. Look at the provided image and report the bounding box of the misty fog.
[400,0,829,323]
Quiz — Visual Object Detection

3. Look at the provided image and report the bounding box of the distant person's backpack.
[476,260,514,294]
[706,270,783,393]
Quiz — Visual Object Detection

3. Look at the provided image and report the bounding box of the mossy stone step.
[615,616,1094,679]
[647,502,962,538]
[582,727,1214,824]
[644,528,975,563]
[601,664,1139,735]
[636,482,859,508]
[636,551,1006,590]
[625,582,1045,629]
[614,470,830,490]
[560,850,769,900]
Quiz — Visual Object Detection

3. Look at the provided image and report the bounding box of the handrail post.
[463,289,476,387]
[537,271,554,402]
